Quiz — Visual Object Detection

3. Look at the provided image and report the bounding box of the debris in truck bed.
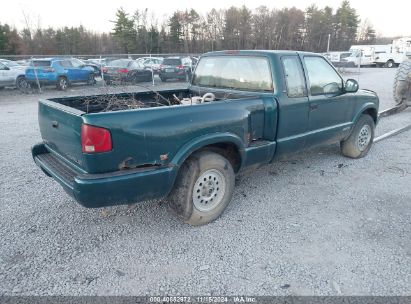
[80,92,218,113]
[81,94,174,113]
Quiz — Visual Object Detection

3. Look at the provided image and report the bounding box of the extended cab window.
[281,56,306,97]
[192,56,273,92]
[304,56,343,95]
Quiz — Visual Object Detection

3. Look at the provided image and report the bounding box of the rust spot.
[160,154,169,161]
[119,157,133,170]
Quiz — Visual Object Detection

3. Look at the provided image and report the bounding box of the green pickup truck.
[32,50,379,225]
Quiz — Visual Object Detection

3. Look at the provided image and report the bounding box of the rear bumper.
[159,70,188,79]
[103,74,127,82]
[32,143,177,208]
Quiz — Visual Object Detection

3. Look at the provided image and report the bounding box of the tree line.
[1,1,379,56]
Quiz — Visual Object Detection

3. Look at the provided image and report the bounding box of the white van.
[344,45,390,67]
[374,38,411,67]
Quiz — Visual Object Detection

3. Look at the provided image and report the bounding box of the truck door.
[301,55,354,148]
[275,55,309,156]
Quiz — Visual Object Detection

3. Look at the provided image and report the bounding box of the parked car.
[140,57,163,74]
[32,50,379,226]
[15,59,32,66]
[25,58,95,91]
[76,59,101,77]
[159,57,192,81]
[0,59,29,90]
[102,59,153,85]
[86,58,112,67]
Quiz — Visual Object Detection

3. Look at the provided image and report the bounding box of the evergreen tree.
[333,0,360,50]
[112,8,136,53]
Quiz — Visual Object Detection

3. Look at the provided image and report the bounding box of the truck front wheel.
[168,151,235,226]
[340,114,375,159]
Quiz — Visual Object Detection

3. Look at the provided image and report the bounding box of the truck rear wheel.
[168,151,235,226]
[340,114,375,159]
[393,60,411,105]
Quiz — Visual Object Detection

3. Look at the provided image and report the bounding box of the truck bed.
[47,88,256,113]
[48,89,192,113]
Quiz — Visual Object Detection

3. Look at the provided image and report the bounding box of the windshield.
[192,56,273,92]
[163,58,182,66]
[32,61,52,67]
[1,60,19,67]
[109,59,131,67]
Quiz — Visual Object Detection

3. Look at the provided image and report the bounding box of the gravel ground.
[0,68,410,296]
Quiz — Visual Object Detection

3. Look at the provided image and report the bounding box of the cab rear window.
[192,56,273,92]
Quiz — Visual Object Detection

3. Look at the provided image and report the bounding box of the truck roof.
[202,50,320,57]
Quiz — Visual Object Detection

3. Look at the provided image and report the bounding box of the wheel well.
[197,142,242,173]
[362,108,378,124]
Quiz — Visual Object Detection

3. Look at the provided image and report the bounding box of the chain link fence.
[0,53,200,95]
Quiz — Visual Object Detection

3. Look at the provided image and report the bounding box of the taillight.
[81,124,112,153]
[177,65,184,69]
[102,67,108,73]
[118,68,128,73]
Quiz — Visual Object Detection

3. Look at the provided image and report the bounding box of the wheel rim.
[60,78,67,90]
[193,169,226,212]
[17,78,27,89]
[357,124,372,151]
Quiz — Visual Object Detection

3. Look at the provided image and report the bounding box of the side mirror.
[345,79,359,93]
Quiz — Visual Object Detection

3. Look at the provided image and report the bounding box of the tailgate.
[38,99,85,169]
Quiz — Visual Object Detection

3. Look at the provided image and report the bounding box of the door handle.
[309,103,318,110]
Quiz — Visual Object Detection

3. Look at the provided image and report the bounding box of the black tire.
[104,79,112,86]
[168,151,235,226]
[16,76,31,92]
[57,76,68,91]
[385,60,395,68]
[393,60,411,105]
[341,114,375,159]
[87,73,96,85]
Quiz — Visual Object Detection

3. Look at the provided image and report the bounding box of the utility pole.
[327,34,331,53]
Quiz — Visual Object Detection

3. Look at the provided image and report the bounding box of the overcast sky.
[1,0,410,37]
